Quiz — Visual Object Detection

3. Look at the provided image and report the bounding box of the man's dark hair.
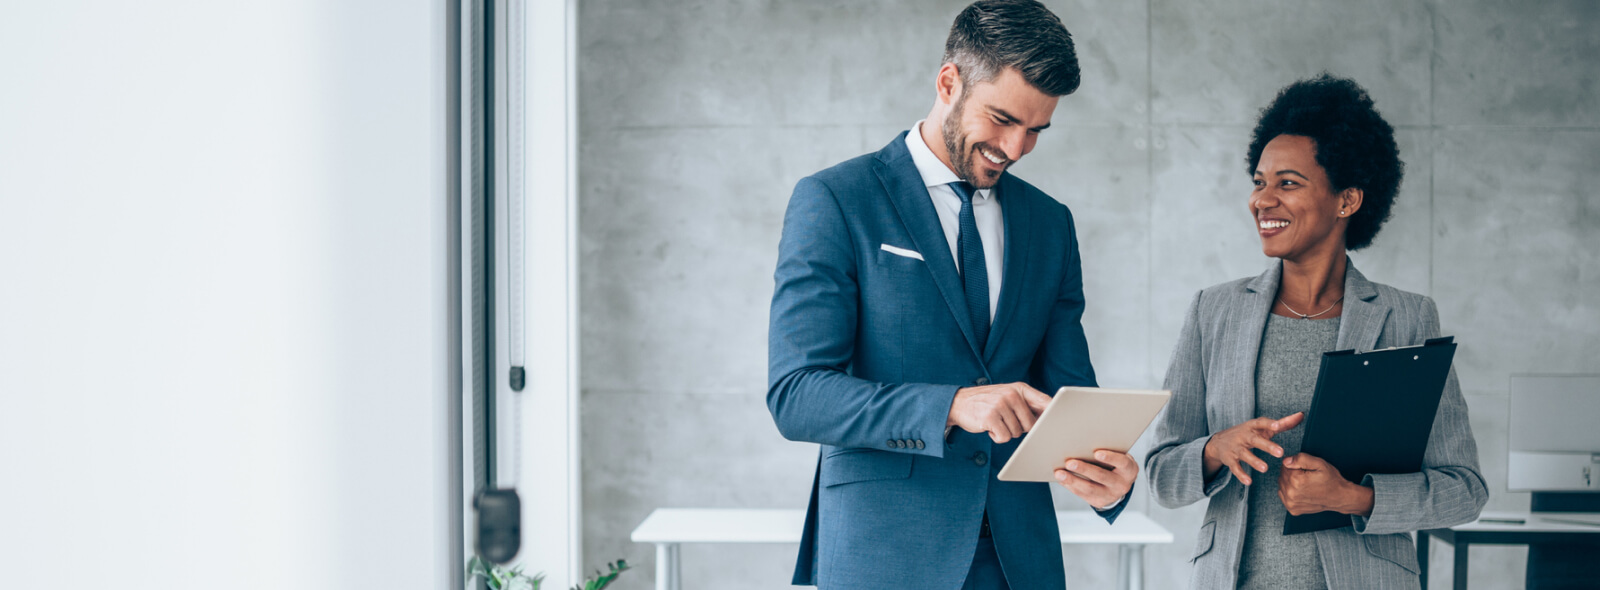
[1246,73,1404,251]
[943,0,1080,97]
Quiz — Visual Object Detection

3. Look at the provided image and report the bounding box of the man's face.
[940,67,1058,189]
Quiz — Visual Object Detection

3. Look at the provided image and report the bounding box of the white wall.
[514,0,583,587]
[0,2,455,588]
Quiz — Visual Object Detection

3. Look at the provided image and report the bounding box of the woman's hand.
[1279,453,1375,516]
[1201,412,1304,485]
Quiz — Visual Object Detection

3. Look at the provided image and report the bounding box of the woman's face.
[1249,134,1359,262]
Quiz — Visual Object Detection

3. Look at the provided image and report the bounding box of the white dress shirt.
[905,121,1003,322]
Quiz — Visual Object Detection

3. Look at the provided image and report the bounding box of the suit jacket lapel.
[873,136,982,359]
[983,173,1030,362]
[1238,259,1387,427]
[1335,260,1387,352]
[1235,262,1281,425]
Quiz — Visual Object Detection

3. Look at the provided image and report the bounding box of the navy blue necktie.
[949,181,990,352]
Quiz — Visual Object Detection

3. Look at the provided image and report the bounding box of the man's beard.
[941,89,1005,189]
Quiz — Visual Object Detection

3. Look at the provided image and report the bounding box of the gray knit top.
[1236,313,1340,590]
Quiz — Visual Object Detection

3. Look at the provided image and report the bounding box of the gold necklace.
[1280,296,1344,319]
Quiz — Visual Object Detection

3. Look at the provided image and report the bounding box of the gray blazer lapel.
[983,174,1030,362]
[1335,261,1388,353]
[873,142,982,359]
[1234,262,1281,425]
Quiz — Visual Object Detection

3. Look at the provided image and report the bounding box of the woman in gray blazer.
[1144,74,1488,590]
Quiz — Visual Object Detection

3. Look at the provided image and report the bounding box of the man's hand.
[1278,453,1374,516]
[1054,450,1138,509]
[947,382,1052,444]
[1201,412,1305,485]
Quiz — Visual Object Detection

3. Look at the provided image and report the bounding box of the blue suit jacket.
[768,132,1126,590]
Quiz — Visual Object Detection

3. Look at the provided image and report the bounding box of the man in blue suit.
[767,2,1139,588]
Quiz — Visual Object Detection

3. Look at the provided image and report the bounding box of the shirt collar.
[906,120,992,199]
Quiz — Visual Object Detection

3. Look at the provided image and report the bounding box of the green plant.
[468,556,544,590]
[467,556,630,590]
[577,560,629,590]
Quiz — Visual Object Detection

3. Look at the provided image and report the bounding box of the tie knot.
[949,181,977,204]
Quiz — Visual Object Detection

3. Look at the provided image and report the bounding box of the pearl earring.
[1339,210,1346,216]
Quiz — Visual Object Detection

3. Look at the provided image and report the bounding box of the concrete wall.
[578,1,1599,588]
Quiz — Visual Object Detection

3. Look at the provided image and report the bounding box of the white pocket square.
[880,243,924,261]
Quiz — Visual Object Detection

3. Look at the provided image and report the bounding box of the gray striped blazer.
[1145,260,1488,589]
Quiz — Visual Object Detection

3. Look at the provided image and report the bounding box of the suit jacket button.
[973,452,988,466]
[886,439,896,449]
[915,440,925,450]
[974,377,989,385]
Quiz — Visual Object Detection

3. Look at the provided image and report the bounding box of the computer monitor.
[1508,374,1600,492]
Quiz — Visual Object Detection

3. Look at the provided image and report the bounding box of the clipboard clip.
[1353,336,1457,355]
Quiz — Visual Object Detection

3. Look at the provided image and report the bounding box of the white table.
[630,508,1173,590]
[1418,510,1600,589]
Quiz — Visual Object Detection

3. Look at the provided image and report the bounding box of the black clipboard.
[1282,336,1458,535]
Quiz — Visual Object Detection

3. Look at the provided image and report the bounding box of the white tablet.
[996,386,1171,482]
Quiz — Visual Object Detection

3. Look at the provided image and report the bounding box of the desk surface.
[630,508,1174,545]
[1422,510,1600,547]
[1447,511,1600,534]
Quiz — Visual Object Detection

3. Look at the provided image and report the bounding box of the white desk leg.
[1117,544,1144,590]
[1116,544,1128,590]
[655,543,681,590]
